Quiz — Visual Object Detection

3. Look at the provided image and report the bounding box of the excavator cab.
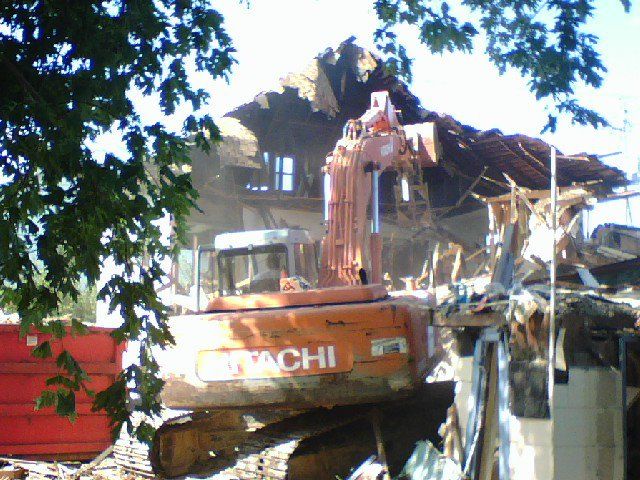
[196,228,318,308]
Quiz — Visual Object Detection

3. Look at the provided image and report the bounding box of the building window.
[245,152,296,192]
[274,156,295,192]
[246,152,271,191]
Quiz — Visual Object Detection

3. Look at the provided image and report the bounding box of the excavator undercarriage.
[115,383,454,479]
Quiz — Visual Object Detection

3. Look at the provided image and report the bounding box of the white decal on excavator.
[371,337,408,356]
[380,142,393,157]
[197,345,346,381]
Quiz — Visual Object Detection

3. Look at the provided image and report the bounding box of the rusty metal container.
[0,325,124,459]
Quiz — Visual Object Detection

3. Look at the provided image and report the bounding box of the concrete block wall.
[453,359,624,480]
[553,368,623,480]
[508,367,623,480]
[509,416,554,479]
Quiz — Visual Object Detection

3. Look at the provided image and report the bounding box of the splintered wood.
[415,179,628,294]
[476,183,594,286]
[0,456,123,480]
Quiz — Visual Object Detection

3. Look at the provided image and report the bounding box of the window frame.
[244,152,297,194]
[273,155,296,193]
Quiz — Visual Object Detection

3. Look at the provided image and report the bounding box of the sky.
[126,0,640,228]
[204,0,639,168]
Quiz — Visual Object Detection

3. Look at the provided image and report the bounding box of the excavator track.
[115,406,371,479]
[115,384,455,479]
[114,410,168,478]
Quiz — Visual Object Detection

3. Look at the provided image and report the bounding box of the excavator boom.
[319,91,437,287]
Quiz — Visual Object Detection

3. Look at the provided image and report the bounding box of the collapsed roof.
[212,38,626,200]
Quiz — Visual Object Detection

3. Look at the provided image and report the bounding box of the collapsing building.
[165,39,640,480]
[173,38,627,301]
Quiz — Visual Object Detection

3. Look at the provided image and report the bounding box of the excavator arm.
[319,91,437,287]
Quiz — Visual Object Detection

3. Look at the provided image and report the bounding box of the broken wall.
[508,368,624,480]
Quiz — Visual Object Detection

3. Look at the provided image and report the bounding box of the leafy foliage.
[374,0,631,131]
[58,284,97,323]
[1,273,96,322]
[0,0,626,447]
[0,0,234,439]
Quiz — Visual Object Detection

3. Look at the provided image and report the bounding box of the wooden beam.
[518,141,568,183]
[483,185,590,203]
[432,310,506,328]
[436,166,488,219]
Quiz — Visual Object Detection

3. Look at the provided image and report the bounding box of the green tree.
[57,283,97,323]
[0,0,631,441]
[1,272,96,323]
[1,0,233,438]
[374,0,631,131]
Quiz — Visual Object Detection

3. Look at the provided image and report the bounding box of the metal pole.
[497,333,511,480]
[195,247,201,312]
[191,234,198,287]
[323,172,331,222]
[549,146,557,412]
[620,336,628,480]
[372,169,380,233]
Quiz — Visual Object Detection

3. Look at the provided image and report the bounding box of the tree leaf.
[35,390,57,410]
[56,390,77,420]
[372,0,625,128]
[32,341,53,359]
[70,318,89,337]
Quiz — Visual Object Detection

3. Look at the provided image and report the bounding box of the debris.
[370,409,391,480]
[440,405,464,465]
[398,441,463,480]
[0,465,26,480]
[576,267,600,288]
[346,456,384,480]
[0,453,122,480]
[70,446,114,480]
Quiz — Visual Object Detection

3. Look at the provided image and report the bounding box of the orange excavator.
[117,92,448,479]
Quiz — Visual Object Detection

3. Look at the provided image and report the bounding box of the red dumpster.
[0,325,125,459]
